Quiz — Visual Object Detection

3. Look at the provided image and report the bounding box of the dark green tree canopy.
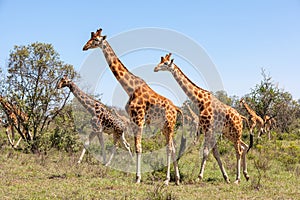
[2,42,77,150]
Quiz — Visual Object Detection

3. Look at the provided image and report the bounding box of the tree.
[3,42,77,152]
[214,90,235,106]
[245,68,300,133]
[273,92,300,133]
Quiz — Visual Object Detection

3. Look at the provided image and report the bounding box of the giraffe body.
[0,96,32,148]
[263,115,276,140]
[57,76,132,165]
[83,29,181,185]
[239,98,265,139]
[154,53,252,183]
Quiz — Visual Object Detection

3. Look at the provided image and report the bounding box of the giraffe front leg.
[6,126,15,147]
[171,141,180,185]
[97,131,106,165]
[14,137,22,149]
[212,144,230,183]
[78,148,86,164]
[197,134,212,182]
[78,131,97,163]
[134,126,143,184]
[197,145,209,182]
[120,133,133,159]
[105,141,117,167]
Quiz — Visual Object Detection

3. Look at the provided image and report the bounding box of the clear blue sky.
[0,1,299,106]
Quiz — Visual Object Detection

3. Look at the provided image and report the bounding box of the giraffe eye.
[94,37,99,41]
[164,62,169,65]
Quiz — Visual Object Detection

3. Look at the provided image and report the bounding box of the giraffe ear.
[170,59,174,65]
[102,35,107,40]
[91,32,94,38]
[161,57,164,63]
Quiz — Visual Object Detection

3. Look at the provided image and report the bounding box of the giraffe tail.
[247,133,254,153]
[241,115,253,153]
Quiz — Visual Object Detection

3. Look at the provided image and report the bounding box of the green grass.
[0,137,300,199]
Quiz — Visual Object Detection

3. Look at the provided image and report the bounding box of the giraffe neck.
[0,99,12,112]
[242,102,256,117]
[0,98,28,121]
[187,105,197,119]
[68,82,99,114]
[171,64,210,104]
[101,40,146,96]
[0,98,16,117]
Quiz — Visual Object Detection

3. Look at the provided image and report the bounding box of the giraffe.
[0,95,32,148]
[154,53,253,184]
[83,28,181,185]
[239,98,265,139]
[56,75,132,166]
[263,115,276,140]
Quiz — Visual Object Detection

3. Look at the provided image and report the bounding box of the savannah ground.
[0,131,300,200]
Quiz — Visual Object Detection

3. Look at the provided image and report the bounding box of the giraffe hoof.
[175,180,180,186]
[225,179,230,184]
[234,180,240,184]
[136,177,141,184]
[163,180,169,186]
[245,175,250,181]
[195,177,202,183]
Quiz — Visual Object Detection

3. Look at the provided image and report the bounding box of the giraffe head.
[83,28,107,51]
[154,53,174,72]
[56,75,71,89]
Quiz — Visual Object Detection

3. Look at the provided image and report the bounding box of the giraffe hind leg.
[241,141,250,181]
[120,133,133,158]
[78,131,97,163]
[234,143,243,184]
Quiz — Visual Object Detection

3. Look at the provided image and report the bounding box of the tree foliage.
[244,69,300,133]
[2,42,77,151]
